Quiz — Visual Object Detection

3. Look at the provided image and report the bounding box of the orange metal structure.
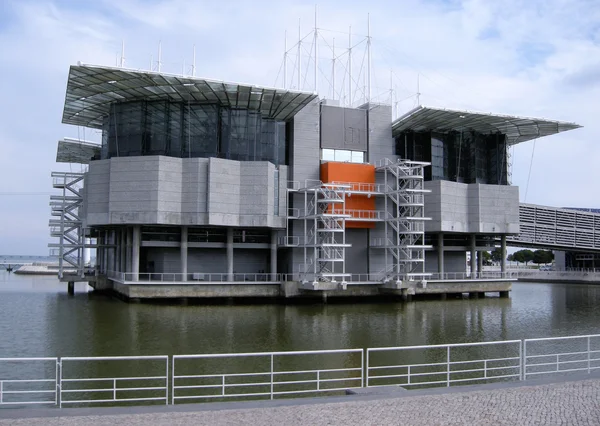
[320,162,376,229]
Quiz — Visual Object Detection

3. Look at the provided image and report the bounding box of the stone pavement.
[2,377,600,425]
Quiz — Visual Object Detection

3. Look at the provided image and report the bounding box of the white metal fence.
[4,335,600,409]
[172,349,363,403]
[366,341,522,388]
[59,356,169,408]
[0,358,58,406]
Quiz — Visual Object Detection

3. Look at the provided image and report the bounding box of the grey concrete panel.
[345,229,368,275]
[291,101,320,183]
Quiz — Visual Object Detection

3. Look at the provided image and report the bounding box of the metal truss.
[374,159,431,283]
[297,181,351,284]
[48,172,85,278]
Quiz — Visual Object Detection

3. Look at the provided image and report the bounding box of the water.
[1,270,599,358]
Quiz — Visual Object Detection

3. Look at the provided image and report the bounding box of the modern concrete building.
[49,64,580,300]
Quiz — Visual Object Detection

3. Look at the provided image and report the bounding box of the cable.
[524,138,537,202]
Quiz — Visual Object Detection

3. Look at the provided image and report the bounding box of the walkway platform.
[2,373,599,425]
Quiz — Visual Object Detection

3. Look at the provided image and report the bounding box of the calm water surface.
[1,270,599,357]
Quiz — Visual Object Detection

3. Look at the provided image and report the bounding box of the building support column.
[120,229,126,273]
[470,234,477,279]
[107,230,115,274]
[501,235,507,275]
[477,250,483,273]
[271,230,278,281]
[126,228,132,274]
[132,225,140,282]
[437,233,444,278]
[96,234,103,275]
[181,226,188,281]
[227,228,234,281]
[115,230,121,275]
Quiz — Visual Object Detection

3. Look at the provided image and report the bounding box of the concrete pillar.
[227,228,234,281]
[501,235,507,274]
[96,234,103,275]
[132,225,140,282]
[437,233,444,278]
[104,230,110,274]
[126,228,132,274]
[120,229,126,272]
[270,230,278,281]
[499,290,510,298]
[67,281,74,295]
[181,226,188,281]
[470,234,477,279]
[107,231,115,274]
[115,230,121,274]
[477,250,483,273]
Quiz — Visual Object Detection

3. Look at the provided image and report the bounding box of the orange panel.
[320,162,376,229]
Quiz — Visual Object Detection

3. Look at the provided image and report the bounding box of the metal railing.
[427,272,517,280]
[5,335,600,409]
[524,334,600,379]
[0,358,58,406]
[107,272,288,284]
[366,341,522,388]
[59,356,169,407]
[172,349,363,403]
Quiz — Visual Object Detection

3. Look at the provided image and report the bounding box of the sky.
[0,0,599,255]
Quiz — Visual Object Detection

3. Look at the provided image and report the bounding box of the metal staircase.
[48,172,85,278]
[297,181,351,284]
[375,159,431,283]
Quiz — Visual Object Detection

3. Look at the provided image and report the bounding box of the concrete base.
[92,276,514,303]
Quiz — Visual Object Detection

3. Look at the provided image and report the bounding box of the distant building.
[49,64,580,299]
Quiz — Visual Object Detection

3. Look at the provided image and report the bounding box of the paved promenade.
[1,377,600,425]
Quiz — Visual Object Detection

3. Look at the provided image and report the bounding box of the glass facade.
[320,149,366,163]
[101,100,287,165]
[396,131,508,185]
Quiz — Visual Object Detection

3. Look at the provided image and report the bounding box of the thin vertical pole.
[348,26,352,107]
[192,45,196,77]
[367,13,371,103]
[120,40,125,68]
[314,5,318,94]
[270,354,274,400]
[446,346,451,387]
[158,41,162,73]
[332,38,336,99]
[390,70,393,116]
[283,31,287,89]
[298,19,301,90]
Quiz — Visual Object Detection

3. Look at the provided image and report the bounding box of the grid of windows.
[321,149,365,163]
[101,101,287,165]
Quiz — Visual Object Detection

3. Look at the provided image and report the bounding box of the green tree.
[513,249,535,265]
[507,253,514,262]
[481,251,492,266]
[533,250,554,265]
[491,248,503,263]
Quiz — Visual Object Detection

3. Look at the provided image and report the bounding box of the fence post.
[270,354,274,400]
[588,336,591,374]
[1,380,3,404]
[166,356,169,405]
[171,357,175,405]
[113,379,117,401]
[57,359,62,408]
[522,340,527,381]
[361,350,364,388]
[446,346,450,387]
[317,371,320,391]
[365,350,370,388]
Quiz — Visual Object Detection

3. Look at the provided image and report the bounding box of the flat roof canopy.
[56,138,100,164]
[63,64,318,129]
[392,106,581,145]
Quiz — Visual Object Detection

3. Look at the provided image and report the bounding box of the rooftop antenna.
[157,41,162,73]
[297,18,301,90]
[192,45,196,77]
[314,5,318,94]
[367,13,371,103]
[389,69,393,117]
[283,31,287,89]
[416,73,421,106]
[332,37,335,99]
[120,40,125,68]
[348,26,352,107]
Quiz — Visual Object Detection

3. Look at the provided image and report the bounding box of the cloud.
[0,0,598,254]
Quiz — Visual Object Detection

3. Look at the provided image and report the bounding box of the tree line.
[486,248,553,265]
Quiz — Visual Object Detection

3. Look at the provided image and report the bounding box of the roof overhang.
[56,138,101,164]
[63,64,318,129]
[392,106,582,145]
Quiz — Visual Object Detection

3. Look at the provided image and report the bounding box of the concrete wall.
[363,103,399,164]
[84,156,286,228]
[345,229,369,275]
[425,251,468,273]
[424,180,520,234]
[320,105,367,151]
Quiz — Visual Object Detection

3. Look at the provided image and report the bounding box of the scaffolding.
[297,181,351,284]
[374,159,431,283]
[48,172,85,278]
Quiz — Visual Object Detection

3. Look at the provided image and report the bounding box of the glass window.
[351,151,364,163]
[321,149,335,161]
[334,150,352,162]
